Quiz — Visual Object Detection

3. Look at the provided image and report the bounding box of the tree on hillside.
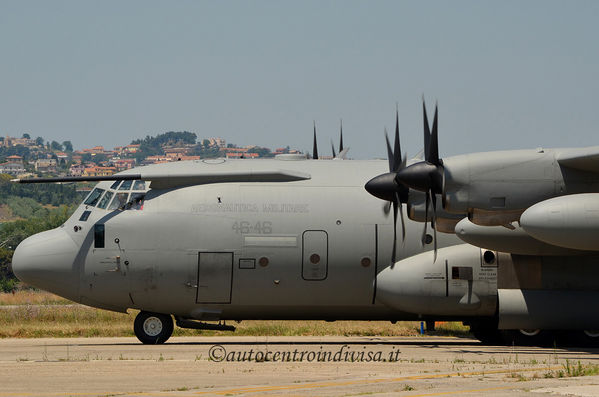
[35,137,44,146]
[248,147,273,157]
[62,141,73,152]
[131,131,197,148]
[50,141,63,151]
[130,131,198,162]
[22,133,30,139]
[0,145,30,162]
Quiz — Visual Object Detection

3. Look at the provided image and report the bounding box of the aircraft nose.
[12,228,80,301]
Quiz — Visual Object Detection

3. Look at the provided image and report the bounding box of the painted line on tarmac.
[194,366,562,395]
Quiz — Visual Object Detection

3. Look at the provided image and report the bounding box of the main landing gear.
[134,311,174,344]
[468,320,599,347]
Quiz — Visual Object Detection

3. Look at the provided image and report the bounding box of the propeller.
[364,108,408,264]
[339,119,344,152]
[312,121,319,160]
[395,100,444,261]
[331,120,345,159]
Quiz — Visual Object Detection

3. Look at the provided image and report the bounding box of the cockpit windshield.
[119,180,133,190]
[97,191,113,209]
[83,188,105,206]
[108,193,129,210]
[82,180,147,211]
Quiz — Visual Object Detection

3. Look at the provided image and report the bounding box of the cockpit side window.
[84,188,105,207]
[97,191,114,209]
[107,193,129,211]
[133,180,146,190]
[110,181,122,189]
[125,193,145,210]
[119,180,133,190]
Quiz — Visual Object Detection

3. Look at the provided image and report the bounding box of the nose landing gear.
[134,311,174,344]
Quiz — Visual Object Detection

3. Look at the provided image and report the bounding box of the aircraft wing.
[11,169,311,189]
[556,146,599,172]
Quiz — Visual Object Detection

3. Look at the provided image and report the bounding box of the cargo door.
[302,230,328,280]
[196,252,233,303]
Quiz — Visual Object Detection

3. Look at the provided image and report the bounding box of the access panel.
[196,252,233,304]
[302,230,328,280]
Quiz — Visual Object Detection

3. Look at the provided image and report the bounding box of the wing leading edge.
[12,169,311,189]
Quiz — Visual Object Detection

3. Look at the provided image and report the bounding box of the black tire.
[134,311,174,344]
[566,330,599,348]
[469,319,503,345]
[500,329,555,347]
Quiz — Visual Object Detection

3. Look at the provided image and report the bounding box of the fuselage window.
[97,191,114,209]
[84,188,105,207]
[126,193,145,210]
[110,181,122,189]
[119,180,133,190]
[94,224,105,248]
[133,180,146,190]
[79,211,91,221]
[107,192,129,211]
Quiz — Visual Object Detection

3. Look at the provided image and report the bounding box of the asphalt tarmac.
[2,336,599,397]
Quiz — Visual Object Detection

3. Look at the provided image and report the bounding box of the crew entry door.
[196,252,233,304]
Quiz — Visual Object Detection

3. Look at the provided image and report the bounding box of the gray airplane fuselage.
[13,158,480,322]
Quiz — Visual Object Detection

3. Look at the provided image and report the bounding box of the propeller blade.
[384,128,394,172]
[339,119,344,152]
[383,201,391,215]
[393,107,401,171]
[421,191,430,246]
[423,99,431,162]
[392,199,398,264]
[312,122,319,160]
[430,104,440,165]
[331,140,336,158]
[431,191,438,262]
[396,192,406,242]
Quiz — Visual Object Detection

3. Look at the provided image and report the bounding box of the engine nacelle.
[376,245,497,317]
[520,193,599,251]
[441,150,559,224]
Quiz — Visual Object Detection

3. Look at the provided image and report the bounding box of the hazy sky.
[1,1,598,159]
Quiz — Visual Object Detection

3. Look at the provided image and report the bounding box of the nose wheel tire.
[134,311,174,344]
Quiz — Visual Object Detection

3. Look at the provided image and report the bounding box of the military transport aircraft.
[11,103,599,347]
